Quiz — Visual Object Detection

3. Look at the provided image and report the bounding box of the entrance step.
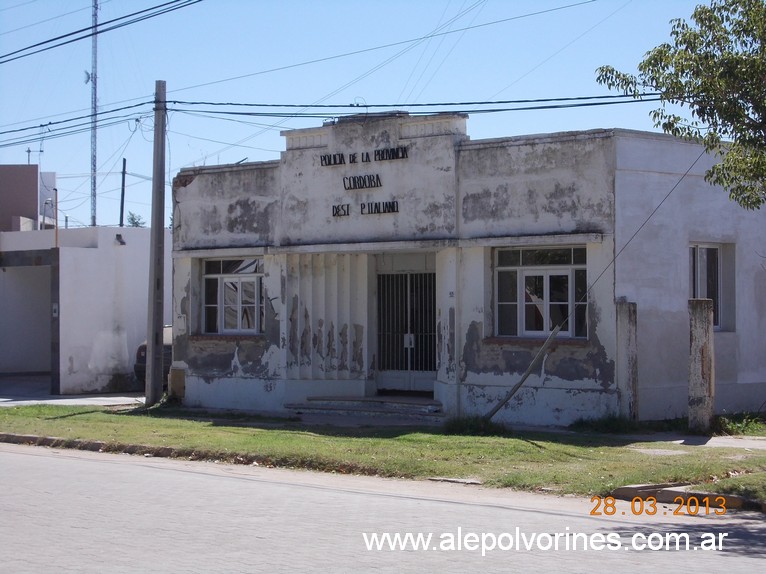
[284,395,444,425]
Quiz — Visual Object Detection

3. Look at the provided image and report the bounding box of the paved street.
[0,443,763,573]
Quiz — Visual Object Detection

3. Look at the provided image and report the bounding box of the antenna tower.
[90,0,98,226]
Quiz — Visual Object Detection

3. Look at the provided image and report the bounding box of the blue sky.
[0,0,701,228]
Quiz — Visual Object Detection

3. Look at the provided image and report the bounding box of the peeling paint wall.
[458,131,615,238]
[284,253,371,380]
[174,250,376,411]
[439,133,620,425]
[173,115,467,252]
[172,162,280,250]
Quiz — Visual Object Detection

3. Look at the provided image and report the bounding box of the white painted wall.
[57,227,171,393]
[614,130,766,419]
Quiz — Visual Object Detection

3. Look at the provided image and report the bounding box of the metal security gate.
[377,272,436,391]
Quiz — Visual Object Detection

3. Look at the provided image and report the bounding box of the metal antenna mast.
[89,0,98,226]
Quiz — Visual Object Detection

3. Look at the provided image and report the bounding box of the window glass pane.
[704,248,719,326]
[204,278,218,305]
[204,307,218,333]
[574,269,587,302]
[524,275,544,300]
[233,259,259,274]
[497,304,517,336]
[224,306,238,330]
[204,260,222,274]
[525,303,544,331]
[258,276,265,333]
[573,247,586,264]
[497,270,517,303]
[574,304,587,337]
[689,247,697,298]
[549,274,569,303]
[522,248,571,266]
[241,306,256,330]
[223,280,238,306]
[221,259,243,274]
[550,304,569,331]
[497,249,520,267]
[241,281,256,305]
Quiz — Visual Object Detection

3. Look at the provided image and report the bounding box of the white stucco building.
[0,227,171,394]
[170,113,766,424]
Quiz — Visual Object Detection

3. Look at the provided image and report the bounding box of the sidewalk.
[0,375,144,408]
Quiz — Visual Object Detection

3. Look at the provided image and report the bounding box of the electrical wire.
[166,96,661,120]
[0,0,115,37]
[167,93,660,109]
[175,0,597,95]
[0,0,595,130]
[0,101,152,137]
[0,0,203,65]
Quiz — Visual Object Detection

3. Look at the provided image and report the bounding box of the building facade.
[0,164,57,232]
[171,113,766,424]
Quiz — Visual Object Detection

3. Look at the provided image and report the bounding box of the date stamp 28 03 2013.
[590,495,728,517]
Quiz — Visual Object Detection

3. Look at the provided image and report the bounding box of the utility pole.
[119,158,126,227]
[145,80,167,407]
[89,0,98,227]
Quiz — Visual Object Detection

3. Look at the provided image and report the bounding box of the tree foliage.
[597,0,766,209]
[126,211,146,227]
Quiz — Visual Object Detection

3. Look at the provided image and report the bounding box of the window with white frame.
[689,244,721,328]
[495,247,587,338]
[203,258,264,334]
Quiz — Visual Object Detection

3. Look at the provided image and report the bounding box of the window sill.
[482,336,589,348]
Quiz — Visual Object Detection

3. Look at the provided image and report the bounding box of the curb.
[612,483,766,514]
[0,432,379,475]
[3,432,765,512]
[0,432,179,458]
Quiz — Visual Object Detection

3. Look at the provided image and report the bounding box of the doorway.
[376,272,436,392]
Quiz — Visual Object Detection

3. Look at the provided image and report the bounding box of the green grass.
[713,413,766,436]
[694,471,766,502]
[1,404,766,499]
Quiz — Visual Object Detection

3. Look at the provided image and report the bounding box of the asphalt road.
[1,443,764,573]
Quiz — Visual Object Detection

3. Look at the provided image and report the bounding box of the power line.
[0,101,152,138]
[0,1,115,37]
[168,93,660,109]
[0,0,595,130]
[176,0,597,94]
[0,0,203,65]
[166,95,661,120]
[0,94,660,150]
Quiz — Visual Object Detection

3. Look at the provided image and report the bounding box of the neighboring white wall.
[614,130,766,419]
[0,265,50,372]
[0,227,98,250]
[55,227,171,394]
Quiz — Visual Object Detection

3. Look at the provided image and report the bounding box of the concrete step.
[284,395,444,425]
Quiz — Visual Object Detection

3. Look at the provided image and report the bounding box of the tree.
[596,0,766,210]
[127,211,146,227]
